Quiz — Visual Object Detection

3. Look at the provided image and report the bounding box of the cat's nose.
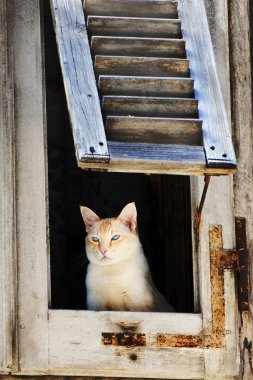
[100,248,108,255]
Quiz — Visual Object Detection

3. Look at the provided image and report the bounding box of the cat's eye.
[91,236,99,242]
[111,234,120,241]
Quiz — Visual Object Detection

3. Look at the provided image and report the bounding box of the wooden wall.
[229,1,253,378]
[206,0,253,378]
[1,0,253,378]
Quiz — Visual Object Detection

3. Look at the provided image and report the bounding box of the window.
[1,0,239,378]
[46,0,194,313]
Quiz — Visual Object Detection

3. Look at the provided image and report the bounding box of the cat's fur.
[80,202,174,312]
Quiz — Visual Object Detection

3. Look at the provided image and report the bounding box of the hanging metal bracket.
[194,175,211,246]
[224,217,250,312]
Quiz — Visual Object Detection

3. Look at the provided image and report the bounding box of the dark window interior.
[44,1,194,313]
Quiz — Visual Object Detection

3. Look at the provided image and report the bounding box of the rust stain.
[115,321,140,332]
[102,332,146,347]
[235,217,250,312]
[157,334,203,348]
[222,249,239,270]
[158,225,226,349]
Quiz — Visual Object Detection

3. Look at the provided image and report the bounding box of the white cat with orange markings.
[80,202,174,312]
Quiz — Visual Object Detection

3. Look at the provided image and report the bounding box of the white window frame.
[1,0,239,378]
[0,1,15,373]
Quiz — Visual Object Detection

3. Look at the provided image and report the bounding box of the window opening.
[44,0,194,313]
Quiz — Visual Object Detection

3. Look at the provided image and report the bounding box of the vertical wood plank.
[178,0,236,168]
[0,0,15,374]
[51,0,109,163]
[204,0,231,115]
[229,0,253,378]
[8,0,49,372]
[191,0,239,377]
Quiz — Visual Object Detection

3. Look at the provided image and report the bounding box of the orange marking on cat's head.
[99,219,112,234]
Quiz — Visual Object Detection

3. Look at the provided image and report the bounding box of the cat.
[80,202,174,312]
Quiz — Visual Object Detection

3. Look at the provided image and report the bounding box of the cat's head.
[80,203,139,266]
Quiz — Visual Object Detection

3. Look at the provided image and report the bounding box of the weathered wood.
[79,141,235,176]
[190,0,239,377]
[106,116,202,145]
[178,0,236,168]
[229,0,253,378]
[84,0,178,19]
[0,0,15,373]
[49,309,204,377]
[192,0,233,329]
[103,96,198,118]
[8,0,49,372]
[109,142,205,169]
[99,76,194,97]
[204,0,230,112]
[95,56,189,77]
[91,36,185,58]
[78,148,235,176]
[51,0,109,163]
[87,16,182,38]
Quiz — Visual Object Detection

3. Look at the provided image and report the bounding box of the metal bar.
[194,174,211,246]
[235,217,250,312]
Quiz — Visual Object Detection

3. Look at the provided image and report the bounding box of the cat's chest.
[85,256,153,311]
[87,263,141,288]
[86,262,148,300]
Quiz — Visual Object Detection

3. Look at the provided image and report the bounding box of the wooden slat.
[51,0,109,163]
[10,0,49,372]
[103,96,198,118]
[89,142,206,169]
[95,56,189,77]
[78,141,235,175]
[106,116,202,145]
[84,0,178,19]
[87,16,182,38]
[91,36,185,58]
[0,0,15,372]
[179,0,236,168]
[99,76,194,97]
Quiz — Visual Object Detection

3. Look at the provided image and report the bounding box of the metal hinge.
[223,217,249,312]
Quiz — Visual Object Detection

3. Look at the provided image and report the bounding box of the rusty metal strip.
[102,332,146,347]
[194,175,211,247]
[157,225,226,349]
[235,217,250,312]
[223,249,239,270]
[206,225,226,347]
[157,334,203,348]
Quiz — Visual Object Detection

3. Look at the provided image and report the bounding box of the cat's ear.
[80,206,100,233]
[118,202,137,232]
